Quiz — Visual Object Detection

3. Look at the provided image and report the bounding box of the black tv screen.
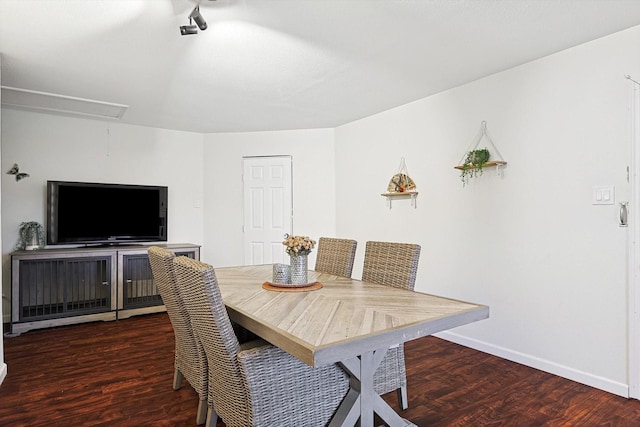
[47,181,168,245]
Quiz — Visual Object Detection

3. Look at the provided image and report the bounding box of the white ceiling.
[2,0,640,133]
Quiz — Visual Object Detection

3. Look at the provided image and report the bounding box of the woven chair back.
[173,256,251,427]
[147,246,207,398]
[314,237,358,278]
[362,241,419,406]
[362,241,421,290]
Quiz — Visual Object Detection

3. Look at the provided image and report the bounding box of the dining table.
[214,264,489,427]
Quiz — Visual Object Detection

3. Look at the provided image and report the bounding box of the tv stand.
[10,243,200,335]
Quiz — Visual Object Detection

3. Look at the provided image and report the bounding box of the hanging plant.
[460,148,490,186]
[15,221,45,250]
[455,121,507,187]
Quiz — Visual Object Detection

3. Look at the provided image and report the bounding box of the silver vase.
[289,254,308,284]
[272,263,290,284]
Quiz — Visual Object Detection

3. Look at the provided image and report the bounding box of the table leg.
[329,348,417,427]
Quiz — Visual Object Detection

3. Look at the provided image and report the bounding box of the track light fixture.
[179,5,207,36]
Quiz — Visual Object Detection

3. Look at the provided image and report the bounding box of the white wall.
[0,109,206,320]
[202,129,336,267]
[335,26,640,396]
[0,113,337,319]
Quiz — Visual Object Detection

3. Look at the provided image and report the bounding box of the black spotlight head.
[180,25,198,35]
[189,6,208,31]
[193,15,207,31]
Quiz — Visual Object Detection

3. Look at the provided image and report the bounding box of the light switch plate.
[592,185,615,205]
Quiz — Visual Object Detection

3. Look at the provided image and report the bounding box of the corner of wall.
[0,50,5,387]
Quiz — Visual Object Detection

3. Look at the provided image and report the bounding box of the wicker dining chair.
[314,237,358,277]
[148,246,209,425]
[173,256,350,427]
[362,240,421,410]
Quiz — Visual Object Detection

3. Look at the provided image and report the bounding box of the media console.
[10,243,200,335]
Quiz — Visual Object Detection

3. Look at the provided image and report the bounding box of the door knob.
[620,202,629,227]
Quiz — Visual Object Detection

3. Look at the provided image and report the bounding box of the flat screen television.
[47,181,168,246]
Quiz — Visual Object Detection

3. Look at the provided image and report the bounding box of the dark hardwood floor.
[2,313,640,426]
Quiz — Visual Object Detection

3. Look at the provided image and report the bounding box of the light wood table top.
[215,264,489,366]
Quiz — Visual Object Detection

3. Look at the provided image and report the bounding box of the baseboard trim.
[435,331,630,398]
[0,362,6,386]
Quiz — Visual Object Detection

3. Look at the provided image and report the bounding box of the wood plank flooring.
[2,313,640,426]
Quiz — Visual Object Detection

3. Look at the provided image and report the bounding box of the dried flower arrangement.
[282,234,316,256]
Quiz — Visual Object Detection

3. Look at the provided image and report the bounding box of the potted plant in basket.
[15,221,45,250]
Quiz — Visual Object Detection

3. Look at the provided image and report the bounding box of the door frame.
[629,82,640,399]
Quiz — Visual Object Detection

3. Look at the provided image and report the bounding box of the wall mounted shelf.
[454,160,507,171]
[455,121,507,185]
[381,192,418,209]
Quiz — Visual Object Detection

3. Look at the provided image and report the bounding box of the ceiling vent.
[1,86,128,120]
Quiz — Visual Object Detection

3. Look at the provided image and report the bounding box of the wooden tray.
[262,281,323,292]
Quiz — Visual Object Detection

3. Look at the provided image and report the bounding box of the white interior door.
[243,156,292,265]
